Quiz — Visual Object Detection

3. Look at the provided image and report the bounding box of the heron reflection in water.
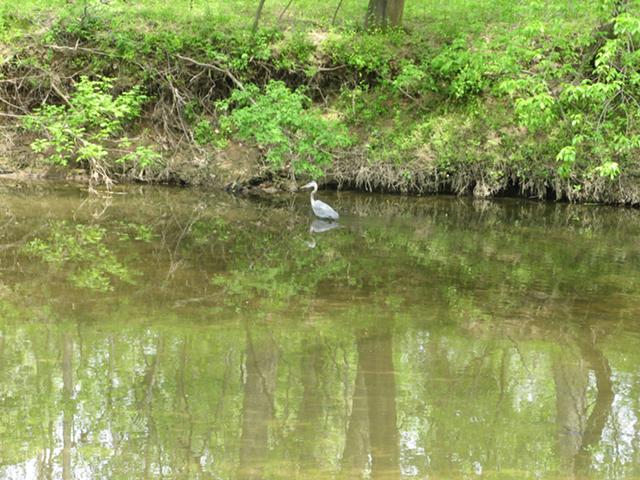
[300,181,339,221]
[306,219,340,248]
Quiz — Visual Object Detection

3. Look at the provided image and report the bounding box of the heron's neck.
[309,191,315,204]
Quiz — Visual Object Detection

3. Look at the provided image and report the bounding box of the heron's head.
[300,181,318,191]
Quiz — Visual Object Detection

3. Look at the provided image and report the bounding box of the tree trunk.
[365,0,404,29]
[252,0,267,34]
[387,0,404,26]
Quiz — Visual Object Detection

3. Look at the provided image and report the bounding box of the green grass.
[1,0,606,42]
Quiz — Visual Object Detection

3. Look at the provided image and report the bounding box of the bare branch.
[174,54,248,94]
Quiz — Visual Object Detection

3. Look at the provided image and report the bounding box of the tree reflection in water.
[0,185,637,479]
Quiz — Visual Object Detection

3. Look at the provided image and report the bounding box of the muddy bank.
[3,126,640,205]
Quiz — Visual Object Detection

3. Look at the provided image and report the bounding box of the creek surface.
[1,183,640,479]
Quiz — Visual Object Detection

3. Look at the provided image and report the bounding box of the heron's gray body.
[302,181,339,220]
[311,197,339,220]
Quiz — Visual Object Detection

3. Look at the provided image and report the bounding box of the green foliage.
[338,83,393,126]
[494,10,640,184]
[192,119,217,146]
[23,76,159,183]
[594,160,621,180]
[556,146,577,179]
[117,146,161,170]
[325,30,399,74]
[275,32,316,72]
[218,81,352,177]
[391,61,432,98]
[430,38,489,99]
[514,92,557,131]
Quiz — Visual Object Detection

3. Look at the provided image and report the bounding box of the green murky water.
[1,183,640,479]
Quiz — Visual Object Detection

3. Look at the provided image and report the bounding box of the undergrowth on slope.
[2,0,640,202]
[217,81,352,178]
[22,76,161,187]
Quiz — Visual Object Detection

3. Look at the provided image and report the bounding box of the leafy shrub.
[218,81,352,178]
[430,38,489,99]
[324,30,401,75]
[227,29,278,71]
[338,83,393,125]
[275,32,316,72]
[391,61,433,98]
[23,76,160,185]
[193,119,217,146]
[514,91,557,131]
[496,11,640,183]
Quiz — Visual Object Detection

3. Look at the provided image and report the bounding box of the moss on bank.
[1,0,640,203]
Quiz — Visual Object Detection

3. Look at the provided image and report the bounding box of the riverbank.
[1,0,640,203]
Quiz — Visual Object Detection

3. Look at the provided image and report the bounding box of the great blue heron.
[301,181,339,220]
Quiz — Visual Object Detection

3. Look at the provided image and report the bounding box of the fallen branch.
[0,95,30,114]
[45,43,115,57]
[0,112,26,118]
[317,65,347,72]
[49,77,72,107]
[45,43,147,70]
[174,54,248,94]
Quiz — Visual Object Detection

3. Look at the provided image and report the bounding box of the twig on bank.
[174,54,248,94]
[45,43,114,57]
[0,112,26,118]
[317,64,347,72]
[49,77,72,107]
[46,43,147,71]
[0,95,30,115]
